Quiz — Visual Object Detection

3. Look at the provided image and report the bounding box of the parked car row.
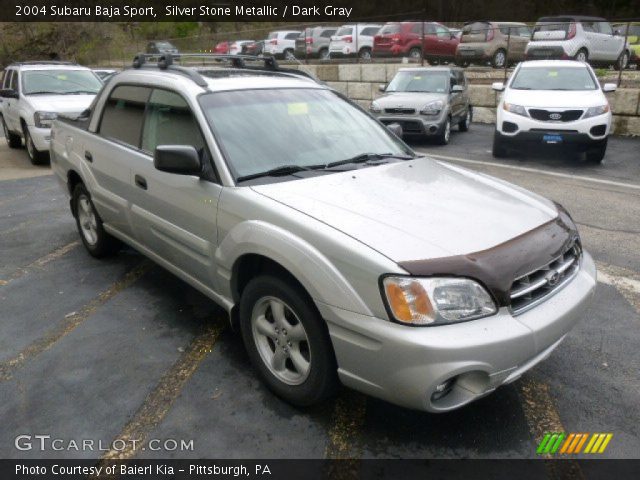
[195,16,635,69]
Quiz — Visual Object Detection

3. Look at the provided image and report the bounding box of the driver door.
[127,88,222,286]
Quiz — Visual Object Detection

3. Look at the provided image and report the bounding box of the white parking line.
[423,153,640,191]
[598,271,640,294]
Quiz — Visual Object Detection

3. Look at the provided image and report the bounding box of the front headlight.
[382,276,497,326]
[34,111,58,128]
[369,101,382,113]
[583,104,610,119]
[503,102,528,117]
[420,100,444,115]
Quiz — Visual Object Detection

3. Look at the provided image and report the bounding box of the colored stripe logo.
[537,433,613,455]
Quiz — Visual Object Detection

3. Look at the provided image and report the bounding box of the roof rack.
[130,53,318,87]
[10,61,77,66]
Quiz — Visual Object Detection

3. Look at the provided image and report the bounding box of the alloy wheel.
[77,195,98,246]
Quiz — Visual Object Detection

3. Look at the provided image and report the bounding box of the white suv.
[329,24,381,60]
[526,16,630,70]
[492,60,616,163]
[263,30,301,59]
[0,61,102,164]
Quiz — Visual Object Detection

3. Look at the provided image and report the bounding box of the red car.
[214,41,229,54]
[373,22,459,63]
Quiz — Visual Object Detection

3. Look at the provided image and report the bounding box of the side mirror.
[154,145,202,175]
[386,122,403,137]
[491,82,505,92]
[602,83,617,92]
[0,88,19,99]
[378,84,387,92]
[613,29,621,36]
[451,85,464,93]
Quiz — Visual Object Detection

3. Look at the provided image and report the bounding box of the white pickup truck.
[0,61,102,164]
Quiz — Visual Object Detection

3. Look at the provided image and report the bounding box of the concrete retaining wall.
[288,64,640,136]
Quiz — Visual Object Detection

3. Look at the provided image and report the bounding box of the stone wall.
[288,64,640,136]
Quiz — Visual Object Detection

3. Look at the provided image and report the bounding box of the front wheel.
[239,275,338,406]
[72,183,121,257]
[408,47,422,61]
[586,139,607,164]
[435,117,451,145]
[459,108,472,132]
[2,116,21,148]
[23,126,48,165]
[358,48,372,60]
[318,48,329,60]
[574,48,589,63]
[615,51,629,71]
[492,131,508,157]
[492,49,506,68]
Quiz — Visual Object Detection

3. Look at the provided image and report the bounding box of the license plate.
[543,134,563,144]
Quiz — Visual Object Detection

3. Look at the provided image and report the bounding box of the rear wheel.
[23,125,48,165]
[72,183,121,257]
[615,51,629,71]
[239,275,338,406]
[574,48,588,63]
[409,47,422,61]
[458,107,472,132]
[1,116,21,148]
[359,47,372,60]
[318,48,329,60]
[492,49,507,68]
[283,49,295,60]
[492,131,508,157]
[586,139,607,164]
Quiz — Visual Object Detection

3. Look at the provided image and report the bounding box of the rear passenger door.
[89,84,152,238]
[128,88,222,286]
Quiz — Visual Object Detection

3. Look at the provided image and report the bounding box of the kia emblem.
[549,113,562,120]
[545,270,561,287]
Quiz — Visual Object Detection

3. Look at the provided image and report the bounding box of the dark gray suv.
[294,26,338,60]
[370,66,472,145]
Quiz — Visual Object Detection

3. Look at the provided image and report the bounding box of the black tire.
[458,107,472,132]
[491,49,507,68]
[492,131,508,158]
[1,116,21,148]
[22,125,49,165]
[428,58,441,66]
[318,48,329,60]
[408,47,422,61]
[358,47,372,60]
[239,275,338,407]
[435,117,451,145]
[574,48,588,63]
[586,139,607,164]
[72,183,121,258]
[283,49,295,60]
[455,58,470,68]
[615,51,629,71]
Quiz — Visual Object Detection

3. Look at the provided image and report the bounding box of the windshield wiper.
[64,90,99,95]
[324,152,414,169]
[25,91,58,95]
[236,165,314,183]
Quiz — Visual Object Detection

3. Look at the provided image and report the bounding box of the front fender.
[215,220,373,316]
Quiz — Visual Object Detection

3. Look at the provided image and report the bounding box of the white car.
[0,61,102,164]
[329,24,381,60]
[526,16,630,70]
[492,60,616,163]
[263,30,301,59]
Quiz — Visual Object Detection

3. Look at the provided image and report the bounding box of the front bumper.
[27,125,51,151]
[318,251,596,412]
[374,112,447,136]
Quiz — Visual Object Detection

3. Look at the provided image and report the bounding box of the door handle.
[134,174,147,190]
[84,151,93,162]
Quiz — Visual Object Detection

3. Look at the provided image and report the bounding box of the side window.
[598,22,613,35]
[518,26,532,37]
[457,71,466,86]
[141,89,205,154]
[3,70,13,89]
[99,85,151,148]
[582,22,597,33]
[361,27,380,36]
[436,26,449,38]
[8,70,18,92]
[321,29,336,38]
[285,32,299,40]
[425,24,437,35]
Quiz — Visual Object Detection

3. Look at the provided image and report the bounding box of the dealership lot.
[0,124,638,465]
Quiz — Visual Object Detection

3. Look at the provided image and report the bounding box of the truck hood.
[504,89,606,109]
[251,158,558,263]
[25,94,96,115]
[376,92,447,110]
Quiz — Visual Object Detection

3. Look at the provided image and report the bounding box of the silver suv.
[294,26,338,60]
[526,16,630,69]
[370,67,472,145]
[50,54,596,412]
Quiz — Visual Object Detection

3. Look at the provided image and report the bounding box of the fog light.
[431,377,456,402]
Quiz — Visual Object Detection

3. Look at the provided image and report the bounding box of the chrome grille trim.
[509,240,582,315]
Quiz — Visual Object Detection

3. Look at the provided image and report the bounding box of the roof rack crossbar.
[131,52,317,85]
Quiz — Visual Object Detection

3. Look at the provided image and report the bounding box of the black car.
[146,41,180,56]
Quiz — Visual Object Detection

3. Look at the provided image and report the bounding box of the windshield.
[199,88,411,181]
[387,71,449,93]
[22,69,102,95]
[510,66,597,91]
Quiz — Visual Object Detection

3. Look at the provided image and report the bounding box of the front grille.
[529,109,584,122]
[509,240,582,315]
[384,107,416,115]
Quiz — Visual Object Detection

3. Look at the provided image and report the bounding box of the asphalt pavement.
[0,125,638,469]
